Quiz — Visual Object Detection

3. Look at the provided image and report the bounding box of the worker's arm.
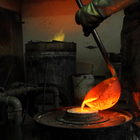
[75,0,139,36]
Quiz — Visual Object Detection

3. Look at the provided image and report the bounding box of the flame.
[81,76,121,111]
[50,29,65,41]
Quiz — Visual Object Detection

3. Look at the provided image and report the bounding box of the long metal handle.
[75,0,116,77]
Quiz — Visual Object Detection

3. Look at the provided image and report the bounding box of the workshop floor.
[23,114,38,140]
[0,114,38,140]
[23,105,55,140]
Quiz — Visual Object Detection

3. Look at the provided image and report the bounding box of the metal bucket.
[25,41,76,92]
[72,74,94,105]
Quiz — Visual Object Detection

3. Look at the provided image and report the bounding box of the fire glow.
[79,76,121,113]
[50,28,65,42]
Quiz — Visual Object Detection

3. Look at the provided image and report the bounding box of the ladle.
[75,0,121,110]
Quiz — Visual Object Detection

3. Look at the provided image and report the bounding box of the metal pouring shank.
[75,0,116,77]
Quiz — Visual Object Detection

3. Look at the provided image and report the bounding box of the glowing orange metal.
[68,107,98,114]
[81,76,121,111]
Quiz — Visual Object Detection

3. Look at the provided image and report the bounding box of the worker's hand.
[75,2,104,37]
[75,0,138,37]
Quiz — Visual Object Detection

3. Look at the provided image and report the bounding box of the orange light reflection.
[81,76,121,111]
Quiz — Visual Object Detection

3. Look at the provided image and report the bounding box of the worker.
[75,0,139,36]
[75,0,140,117]
[76,1,140,138]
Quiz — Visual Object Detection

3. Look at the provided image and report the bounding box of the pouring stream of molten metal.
[81,76,121,111]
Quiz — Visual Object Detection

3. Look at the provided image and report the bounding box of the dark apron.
[121,3,140,92]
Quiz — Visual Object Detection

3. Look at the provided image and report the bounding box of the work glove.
[75,0,139,37]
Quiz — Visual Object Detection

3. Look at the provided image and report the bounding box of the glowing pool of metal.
[67,107,98,114]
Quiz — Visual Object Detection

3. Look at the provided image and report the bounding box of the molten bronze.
[81,77,121,111]
[57,107,109,125]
